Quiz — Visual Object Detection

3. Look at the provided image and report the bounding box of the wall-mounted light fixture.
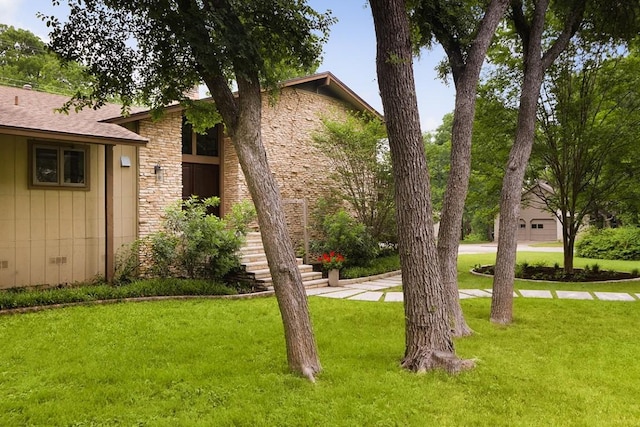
[154,164,164,183]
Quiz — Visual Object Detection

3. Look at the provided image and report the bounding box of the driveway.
[458,242,564,254]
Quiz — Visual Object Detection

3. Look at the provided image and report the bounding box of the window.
[181,116,220,157]
[531,223,544,229]
[31,142,88,188]
[520,223,526,229]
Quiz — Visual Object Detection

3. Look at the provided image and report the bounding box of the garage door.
[529,219,556,241]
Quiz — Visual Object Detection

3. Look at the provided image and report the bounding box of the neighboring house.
[0,72,381,288]
[494,181,562,242]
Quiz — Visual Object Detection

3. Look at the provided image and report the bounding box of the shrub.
[311,209,378,267]
[341,254,400,279]
[576,226,640,260]
[0,279,238,311]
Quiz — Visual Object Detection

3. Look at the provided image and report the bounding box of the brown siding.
[0,134,138,288]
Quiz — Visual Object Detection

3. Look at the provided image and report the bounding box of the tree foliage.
[534,44,640,272]
[312,113,394,244]
[0,24,89,94]
[44,0,333,113]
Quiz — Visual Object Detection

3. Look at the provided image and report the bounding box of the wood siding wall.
[0,134,137,288]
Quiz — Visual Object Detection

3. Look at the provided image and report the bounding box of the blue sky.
[3,0,456,132]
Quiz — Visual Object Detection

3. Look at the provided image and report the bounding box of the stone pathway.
[307,273,639,302]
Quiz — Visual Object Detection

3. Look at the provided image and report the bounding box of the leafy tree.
[410,0,510,337]
[44,0,333,380]
[370,0,472,373]
[534,45,640,273]
[0,24,88,94]
[490,0,640,325]
[312,113,395,244]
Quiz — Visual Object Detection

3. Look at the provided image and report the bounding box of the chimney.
[184,86,200,100]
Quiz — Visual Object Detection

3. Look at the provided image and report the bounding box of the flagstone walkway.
[307,273,639,302]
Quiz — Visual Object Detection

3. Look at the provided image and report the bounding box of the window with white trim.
[31,142,89,189]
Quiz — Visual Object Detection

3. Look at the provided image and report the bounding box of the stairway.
[239,231,328,291]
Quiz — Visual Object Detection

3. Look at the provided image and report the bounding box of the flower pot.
[328,269,340,286]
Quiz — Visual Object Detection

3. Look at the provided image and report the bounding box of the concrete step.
[258,271,323,285]
[239,252,267,264]
[250,264,314,280]
[239,245,265,255]
[267,277,329,291]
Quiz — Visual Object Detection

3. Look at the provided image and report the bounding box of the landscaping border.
[469,268,640,284]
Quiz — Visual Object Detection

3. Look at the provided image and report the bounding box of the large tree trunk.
[490,0,585,324]
[209,76,321,380]
[437,0,510,337]
[490,62,544,325]
[370,0,473,373]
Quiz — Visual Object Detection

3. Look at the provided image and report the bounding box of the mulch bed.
[473,265,638,282]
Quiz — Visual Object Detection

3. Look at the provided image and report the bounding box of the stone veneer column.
[222,88,352,246]
[137,112,183,238]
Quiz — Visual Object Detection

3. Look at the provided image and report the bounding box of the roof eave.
[0,126,148,146]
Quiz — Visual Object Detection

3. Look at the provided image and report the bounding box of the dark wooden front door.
[182,162,220,216]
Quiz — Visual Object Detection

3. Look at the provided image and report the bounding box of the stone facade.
[137,111,183,238]
[222,87,351,250]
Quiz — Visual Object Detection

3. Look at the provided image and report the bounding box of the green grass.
[0,297,639,425]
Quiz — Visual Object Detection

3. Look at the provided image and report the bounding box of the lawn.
[1,296,639,426]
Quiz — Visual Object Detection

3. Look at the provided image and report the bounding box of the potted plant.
[318,251,346,286]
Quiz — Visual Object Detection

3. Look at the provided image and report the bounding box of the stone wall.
[137,111,183,238]
[222,88,352,249]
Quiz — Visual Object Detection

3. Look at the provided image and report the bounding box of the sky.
[3,0,456,132]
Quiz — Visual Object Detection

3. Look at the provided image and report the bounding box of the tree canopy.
[0,24,88,94]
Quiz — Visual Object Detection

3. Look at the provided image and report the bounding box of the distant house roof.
[107,71,383,125]
[0,85,148,145]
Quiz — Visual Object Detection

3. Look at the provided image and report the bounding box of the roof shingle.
[0,86,147,144]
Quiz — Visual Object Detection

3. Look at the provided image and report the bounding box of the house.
[493,181,562,242]
[0,72,381,289]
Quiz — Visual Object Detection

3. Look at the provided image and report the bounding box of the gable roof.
[107,71,383,124]
[0,85,147,145]
[280,72,382,119]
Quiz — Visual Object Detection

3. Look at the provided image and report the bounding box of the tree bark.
[203,74,321,381]
[490,36,545,325]
[370,0,473,373]
[436,0,509,337]
[490,0,585,324]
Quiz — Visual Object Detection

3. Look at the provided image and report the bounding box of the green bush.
[312,209,379,267]
[576,226,640,260]
[0,279,238,311]
[340,254,400,279]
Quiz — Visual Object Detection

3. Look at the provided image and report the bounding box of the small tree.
[535,46,640,274]
[312,113,395,244]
